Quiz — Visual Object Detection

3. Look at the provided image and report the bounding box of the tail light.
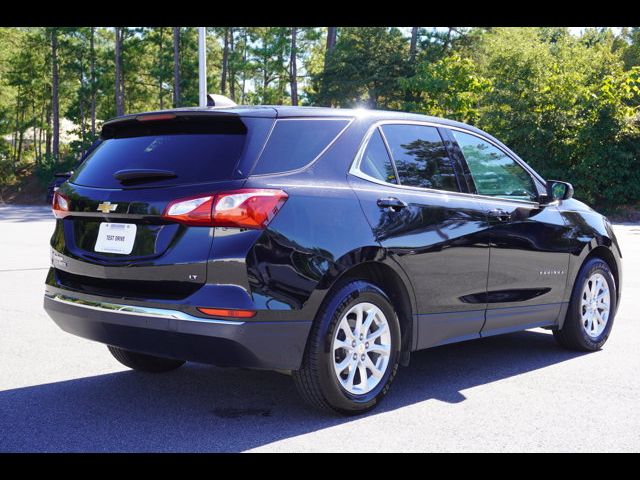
[162,189,288,229]
[52,192,70,219]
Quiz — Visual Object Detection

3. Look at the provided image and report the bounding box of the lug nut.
[361,354,365,361]
[353,353,357,360]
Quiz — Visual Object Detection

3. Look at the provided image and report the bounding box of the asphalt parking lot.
[0,204,638,452]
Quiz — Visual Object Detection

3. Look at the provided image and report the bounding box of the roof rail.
[206,94,237,108]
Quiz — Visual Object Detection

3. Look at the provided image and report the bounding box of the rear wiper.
[113,169,177,182]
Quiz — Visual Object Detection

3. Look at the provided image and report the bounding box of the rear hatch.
[50,110,275,301]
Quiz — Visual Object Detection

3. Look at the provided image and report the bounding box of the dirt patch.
[0,174,48,205]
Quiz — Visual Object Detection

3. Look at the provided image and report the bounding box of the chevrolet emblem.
[96,201,118,214]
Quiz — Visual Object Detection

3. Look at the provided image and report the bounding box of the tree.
[312,27,409,109]
[409,27,419,62]
[51,28,59,162]
[90,27,96,136]
[172,27,181,107]
[622,27,640,70]
[289,27,298,106]
[248,27,289,104]
[114,27,124,116]
[220,27,230,95]
[401,53,489,123]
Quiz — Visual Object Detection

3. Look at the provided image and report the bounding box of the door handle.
[486,208,511,222]
[377,197,408,212]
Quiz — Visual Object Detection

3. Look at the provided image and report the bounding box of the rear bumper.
[43,292,311,370]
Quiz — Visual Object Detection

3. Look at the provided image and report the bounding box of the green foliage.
[0,26,639,211]
[400,53,489,123]
[310,27,409,109]
[467,27,640,209]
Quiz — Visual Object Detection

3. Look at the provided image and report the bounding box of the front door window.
[452,130,537,201]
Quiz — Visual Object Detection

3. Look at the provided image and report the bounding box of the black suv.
[44,106,622,414]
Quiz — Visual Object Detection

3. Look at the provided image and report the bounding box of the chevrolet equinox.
[44,106,622,414]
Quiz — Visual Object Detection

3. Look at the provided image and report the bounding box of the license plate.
[94,223,137,255]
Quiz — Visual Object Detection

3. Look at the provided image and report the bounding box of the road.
[0,204,638,452]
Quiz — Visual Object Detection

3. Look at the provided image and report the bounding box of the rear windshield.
[71,120,247,189]
[250,118,350,175]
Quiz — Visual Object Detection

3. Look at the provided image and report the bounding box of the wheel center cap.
[356,343,365,355]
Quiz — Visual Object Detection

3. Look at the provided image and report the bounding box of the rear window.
[251,118,350,175]
[71,119,247,189]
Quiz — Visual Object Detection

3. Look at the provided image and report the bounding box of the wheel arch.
[317,250,417,355]
[584,246,620,307]
[560,243,621,330]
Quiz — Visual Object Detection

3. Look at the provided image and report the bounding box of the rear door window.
[380,124,460,192]
[251,118,350,175]
[359,129,397,184]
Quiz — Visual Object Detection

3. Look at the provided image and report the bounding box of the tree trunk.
[324,27,337,69]
[158,27,164,110]
[289,27,299,106]
[38,106,44,161]
[115,27,125,116]
[241,31,248,104]
[172,27,181,107]
[263,56,268,104]
[16,106,25,166]
[32,100,37,163]
[229,28,235,101]
[324,27,338,107]
[220,27,229,95]
[12,95,19,162]
[51,28,60,163]
[410,27,419,62]
[45,104,51,159]
[90,27,96,137]
[78,41,86,143]
[326,27,337,54]
[79,67,86,142]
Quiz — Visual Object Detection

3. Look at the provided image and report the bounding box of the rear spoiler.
[101,111,248,139]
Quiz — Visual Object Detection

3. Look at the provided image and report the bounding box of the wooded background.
[0,27,639,211]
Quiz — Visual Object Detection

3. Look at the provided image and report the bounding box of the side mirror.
[546,180,574,201]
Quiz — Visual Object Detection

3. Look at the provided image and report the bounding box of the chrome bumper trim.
[44,293,245,326]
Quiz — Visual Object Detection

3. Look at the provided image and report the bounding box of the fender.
[557,201,623,327]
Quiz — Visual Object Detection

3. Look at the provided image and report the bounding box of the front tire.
[554,257,617,351]
[107,345,186,373]
[293,280,401,415]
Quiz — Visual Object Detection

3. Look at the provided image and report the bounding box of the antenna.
[206,94,237,108]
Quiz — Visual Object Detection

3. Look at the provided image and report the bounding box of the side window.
[380,124,459,191]
[252,119,350,175]
[452,130,537,201]
[359,129,397,184]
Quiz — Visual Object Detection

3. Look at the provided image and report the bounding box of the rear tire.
[293,280,401,415]
[553,257,616,351]
[107,345,186,373]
